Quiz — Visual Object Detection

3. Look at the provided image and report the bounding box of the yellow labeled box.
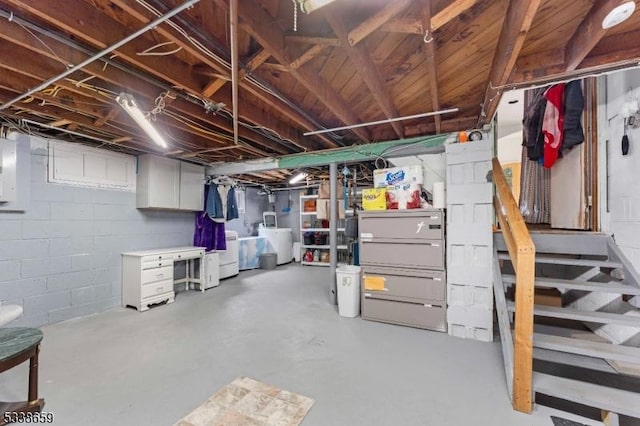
[362,188,387,211]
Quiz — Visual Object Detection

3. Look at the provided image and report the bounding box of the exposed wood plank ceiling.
[0,0,638,174]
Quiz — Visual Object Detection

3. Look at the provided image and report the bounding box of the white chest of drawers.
[122,246,205,312]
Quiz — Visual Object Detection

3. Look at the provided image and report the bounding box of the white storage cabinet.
[136,154,204,211]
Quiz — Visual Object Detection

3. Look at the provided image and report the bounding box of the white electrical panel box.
[0,139,18,202]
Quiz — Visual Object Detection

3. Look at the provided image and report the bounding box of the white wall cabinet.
[136,154,204,211]
[179,161,205,210]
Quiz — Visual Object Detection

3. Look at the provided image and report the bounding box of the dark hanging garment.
[562,80,585,152]
[226,187,239,221]
[205,184,224,220]
[194,185,227,251]
[522,87,547,161]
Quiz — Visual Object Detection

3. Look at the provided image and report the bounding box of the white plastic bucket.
[336,265,361,318]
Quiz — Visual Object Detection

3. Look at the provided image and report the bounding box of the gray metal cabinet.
[359,209,446,331]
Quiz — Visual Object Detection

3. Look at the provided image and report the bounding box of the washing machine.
[258,227,293,265]
[219,231,239,279]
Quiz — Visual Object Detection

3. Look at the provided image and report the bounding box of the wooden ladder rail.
[492,157,536,413]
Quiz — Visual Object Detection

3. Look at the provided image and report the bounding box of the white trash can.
[336,265,361,318]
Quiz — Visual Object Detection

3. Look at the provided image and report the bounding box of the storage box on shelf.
[359,209,446,331]
[299,193,351,266]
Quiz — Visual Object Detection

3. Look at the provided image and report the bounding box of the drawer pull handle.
[156,287,163,292]
[158,263,161,266]
[156,274,164,278]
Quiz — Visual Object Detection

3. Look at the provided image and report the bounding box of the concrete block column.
[445,140,494,342]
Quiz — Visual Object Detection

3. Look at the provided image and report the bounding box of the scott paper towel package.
[373,165,423,188]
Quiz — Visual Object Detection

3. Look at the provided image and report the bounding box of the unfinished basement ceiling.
[0,0,638,173]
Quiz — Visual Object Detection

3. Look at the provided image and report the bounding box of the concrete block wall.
[0,136,195,327]
[605,69,640,274]
[445,140,494,342]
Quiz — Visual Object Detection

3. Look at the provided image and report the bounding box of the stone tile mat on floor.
[175,376,314,426]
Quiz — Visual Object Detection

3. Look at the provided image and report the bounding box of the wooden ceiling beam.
[404,116,478,136]
[285,35,341,47]
[514,48,565,74]
[380,18,423,35]
[5,0,322,151]
[431,0,480,30]
[202,49,271,99]
[325,11,404,138]
[47,119,72,127]
[0,46,291,155]
[421,0,441,134]
[226,0,371,142]
[565,0,629,71]
[107,0,337,149]
[479,0,541,125]
[261,45,326,72]
[93,107,120,127]
[347,0,413,46]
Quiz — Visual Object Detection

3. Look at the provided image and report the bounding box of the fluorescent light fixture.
[116,93,168,148]
[299,0,338,13]
[602,1,635,29]
[289,172,308,184]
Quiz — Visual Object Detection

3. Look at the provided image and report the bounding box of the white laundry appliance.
[258,227,293,265]
[203,251,220,289]
[219,230,239,279]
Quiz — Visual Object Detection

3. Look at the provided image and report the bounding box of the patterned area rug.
[175,377,315,426]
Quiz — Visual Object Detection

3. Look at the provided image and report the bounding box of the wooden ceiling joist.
[565,0,628,71]
[107,0,338,149]
[404,116,478,136]
[325,11,404,138]
[285,35,341,47]
[421,0,442,134]
[347,0,413,46]
[479,0,541,125]
[380,18,424,35]
[229,0,371,142]
[93,107,120,127]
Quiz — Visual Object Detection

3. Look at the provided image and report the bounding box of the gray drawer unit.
[358,209,446,332]
[361,297,447,331]
[362,267,445,304]
[359,209,443,242]
[359,241,444,269]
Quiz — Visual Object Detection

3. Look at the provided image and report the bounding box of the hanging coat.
[522,87,547,161]
[562,80,584,152]
[226,187,239,221]
[542,83,565,168]
[205,184,224,220]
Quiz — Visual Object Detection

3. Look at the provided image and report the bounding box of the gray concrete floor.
[0,264,592,426]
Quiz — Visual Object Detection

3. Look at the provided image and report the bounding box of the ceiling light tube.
[299,0,338,13]
[116,93,168,148]
[289,172,308,184]
[303,108,459,136]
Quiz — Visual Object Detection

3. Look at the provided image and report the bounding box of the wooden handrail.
[492,157,535,413]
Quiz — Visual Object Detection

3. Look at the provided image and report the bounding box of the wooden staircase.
[491,158,640,424]
[494,231,640,424]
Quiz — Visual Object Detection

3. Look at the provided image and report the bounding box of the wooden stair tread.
[533,372,640,418]
[506,302,640,327]
[497,252,622,268]
[533,333,640,364]
[501,274,640,295]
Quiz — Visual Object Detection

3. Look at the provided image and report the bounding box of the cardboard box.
[362,188,387,210]
[373,165,423,188]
